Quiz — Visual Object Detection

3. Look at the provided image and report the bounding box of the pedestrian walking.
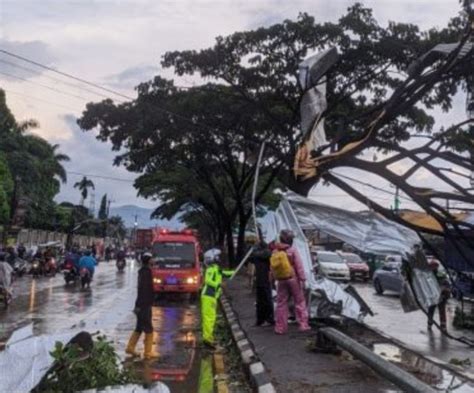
[427,260,450,332]
[125,252,158,359]
[250,241,274,326]
[201,248,234,349]
[271,230,310,334]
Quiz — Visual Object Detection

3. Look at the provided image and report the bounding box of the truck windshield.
[153,242,195,269]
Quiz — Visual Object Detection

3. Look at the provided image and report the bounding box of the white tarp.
[0,324,170,393]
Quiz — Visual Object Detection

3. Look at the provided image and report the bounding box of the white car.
[313,251,351,282]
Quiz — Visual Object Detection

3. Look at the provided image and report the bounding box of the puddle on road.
[373,343,474,392]
[117,301,214,393]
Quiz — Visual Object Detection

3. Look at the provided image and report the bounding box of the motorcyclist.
[125,252,158,359]
[17,243,26,259]
[6,246,16,267]
[201,248,234,349]
[117,248,126,261]
[0,253,14,298]
[78,250,97,279]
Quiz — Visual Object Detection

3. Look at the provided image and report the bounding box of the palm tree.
[74,176,95,205]
[50,144,70,183]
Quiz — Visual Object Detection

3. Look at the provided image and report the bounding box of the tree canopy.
[79,3,471,260]
[0,89,70,235]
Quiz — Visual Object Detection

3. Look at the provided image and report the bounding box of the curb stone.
[220,294,277,393]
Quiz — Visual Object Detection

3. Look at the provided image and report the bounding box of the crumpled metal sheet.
[298,48,338,150]
[260,192,423,320]
[261,195,364,320]
[411,268,441,310]
[309,277,364,320]
[285,191,420,256]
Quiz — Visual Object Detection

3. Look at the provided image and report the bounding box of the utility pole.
[394,187,400,213]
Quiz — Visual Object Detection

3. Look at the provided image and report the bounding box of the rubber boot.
[125,331,141,357]
[144,333,159,359]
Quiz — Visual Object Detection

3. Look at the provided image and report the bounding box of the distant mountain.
[109,205,181,229]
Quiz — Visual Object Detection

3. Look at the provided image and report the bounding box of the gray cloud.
[54,114,157,210]
[104,64,160,89]
[0,39,56,81]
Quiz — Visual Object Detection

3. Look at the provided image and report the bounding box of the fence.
[14,228,114,249]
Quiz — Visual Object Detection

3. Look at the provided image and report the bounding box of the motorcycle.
[0,287,12,308]
[30,259,42,278]
[62,260,78,285]
[116,258,126,272]
[80,268,91,289]
[43,257,57,277]
[13,258,28,278]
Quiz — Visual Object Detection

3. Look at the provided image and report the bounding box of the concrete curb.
[220,295,277,393]
[362,322,474,382]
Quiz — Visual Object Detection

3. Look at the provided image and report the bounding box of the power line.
[3,88,80,112]
[0,69,90,101]
[0,48,221,133]
[0,58,117,102]
[0,48,133,101]
[67,171,135,183]
[330,171,414,203]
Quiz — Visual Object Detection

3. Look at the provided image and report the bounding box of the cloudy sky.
[0,0,467,213]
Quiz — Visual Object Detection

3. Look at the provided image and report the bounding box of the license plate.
[166,277,178,285]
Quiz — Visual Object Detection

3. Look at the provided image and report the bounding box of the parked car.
[313,251,350,282]
[373,262,403,295]
[338,252,370,281]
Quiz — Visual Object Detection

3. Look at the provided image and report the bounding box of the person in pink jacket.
[272,230,310,334]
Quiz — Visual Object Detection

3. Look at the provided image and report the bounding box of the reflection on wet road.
[355,282,474,376]
[0,261,209,393]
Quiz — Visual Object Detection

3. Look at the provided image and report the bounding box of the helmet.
[279,229,294,245]
[204,248,221,265]
[142,252,152,264]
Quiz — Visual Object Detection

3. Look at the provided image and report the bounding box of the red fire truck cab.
[151,228,201,297]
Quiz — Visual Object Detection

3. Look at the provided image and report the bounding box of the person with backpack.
[271,230,310,334]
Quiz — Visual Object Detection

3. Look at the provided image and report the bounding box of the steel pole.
[320,327,436,393]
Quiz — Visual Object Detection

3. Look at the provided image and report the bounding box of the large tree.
[0,89,70,234]
[79,4,468,260]
[162,4,466,186]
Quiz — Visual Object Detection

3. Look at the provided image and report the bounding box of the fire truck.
[151,228,202,298]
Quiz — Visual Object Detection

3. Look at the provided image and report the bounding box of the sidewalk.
[225,275,398,393]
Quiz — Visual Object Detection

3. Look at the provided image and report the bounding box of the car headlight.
[186,277,198,284]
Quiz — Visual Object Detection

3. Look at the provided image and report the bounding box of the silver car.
[373,262,403,295]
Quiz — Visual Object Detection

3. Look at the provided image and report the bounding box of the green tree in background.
[98,194,108,220]
[0,89,70,234]
[74,176,95,205]
[0,155,13,225]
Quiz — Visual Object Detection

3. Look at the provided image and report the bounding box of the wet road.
[0,260,209,393]
[354,282,474,376]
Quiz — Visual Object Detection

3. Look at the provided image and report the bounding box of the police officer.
[125,252,158,359]
[201,248,234,349]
